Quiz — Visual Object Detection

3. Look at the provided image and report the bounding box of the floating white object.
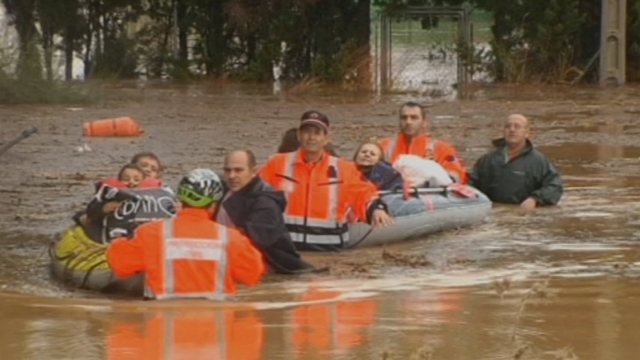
[75,143,92,153]
[393,154,453,188]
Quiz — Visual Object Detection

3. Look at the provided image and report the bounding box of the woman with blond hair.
[353,140,404,191]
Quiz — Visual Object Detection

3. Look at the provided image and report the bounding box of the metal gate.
[373,5,473,96]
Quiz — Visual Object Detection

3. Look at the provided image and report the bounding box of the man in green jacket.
[468,114,563,209]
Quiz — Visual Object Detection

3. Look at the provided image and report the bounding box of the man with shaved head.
[215,150,319,273]
[469,114,563,209]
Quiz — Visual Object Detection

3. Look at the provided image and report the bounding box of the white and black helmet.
[177,168,223,207]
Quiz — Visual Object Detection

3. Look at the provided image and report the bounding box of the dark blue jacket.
[359,161,404,191]
[214,177,318,274]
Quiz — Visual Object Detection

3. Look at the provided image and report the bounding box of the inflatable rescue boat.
[48,225,143,293]
[346,185,492,249]
[48,186,175,293]
[48,184,490,292]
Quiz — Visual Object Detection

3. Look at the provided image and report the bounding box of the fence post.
[599,0,627,85]
[380,12,391,91]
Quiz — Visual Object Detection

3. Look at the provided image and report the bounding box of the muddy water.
[1,84,640,359]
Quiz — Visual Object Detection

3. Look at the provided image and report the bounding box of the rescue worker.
[106,168,265,300]
[215,149,320,274]
[260,110,394,251]
[468,114,563,208]
[379,101,468,183]
[277,127,339,156]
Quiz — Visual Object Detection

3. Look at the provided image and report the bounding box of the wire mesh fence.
[1,3,493,91]
[371,8,493,99]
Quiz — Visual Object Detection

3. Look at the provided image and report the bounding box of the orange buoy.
[83,117,143,137]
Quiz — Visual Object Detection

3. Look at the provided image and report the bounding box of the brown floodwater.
[1,83,640,359]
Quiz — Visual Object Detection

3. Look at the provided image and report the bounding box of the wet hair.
[400,101,427,119]
[353,141,385,162]
[276,127,339,156]
[117,163,145,180]
[130,152,163,170]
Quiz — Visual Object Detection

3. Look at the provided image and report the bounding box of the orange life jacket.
[106,208,264,299]
[95,177,164,192]
[259,150,379,247]
[138,178,163,188]
[379,133,468,183]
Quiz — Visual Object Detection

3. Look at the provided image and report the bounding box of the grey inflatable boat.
[346,185,492,248]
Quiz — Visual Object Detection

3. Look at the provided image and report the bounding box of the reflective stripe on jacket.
[106,207,264,299]
[259,150,379,246]
[379,133,468,183]
[145,218,229,300]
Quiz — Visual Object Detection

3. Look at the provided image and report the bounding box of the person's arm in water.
[468,153,490,192]
[529,157,563,206]
[227,228,265,285]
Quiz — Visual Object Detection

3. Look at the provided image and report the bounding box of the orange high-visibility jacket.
[379,132,468,183]
[107,308,264,360]
[259,149,380,247]
[106,207,264,300]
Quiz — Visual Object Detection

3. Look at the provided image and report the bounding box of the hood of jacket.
[235,176,287,211]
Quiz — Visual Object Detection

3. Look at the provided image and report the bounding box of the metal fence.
[2,3,493,91]
[371,6,493,98]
